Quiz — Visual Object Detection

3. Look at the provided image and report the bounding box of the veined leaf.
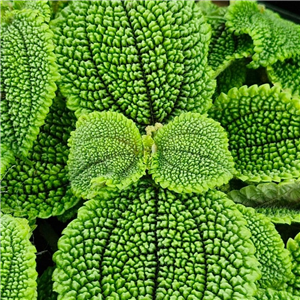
[51,0,215,126]
[53,180,260,299]
[1,96,80,219]
[210,84,300,183]
[0,213,37,300]
[1,7,59,158]
[68,111,146,199]
[149,112,235,193]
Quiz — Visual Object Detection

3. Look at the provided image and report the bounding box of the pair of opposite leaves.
[68,111,235,199]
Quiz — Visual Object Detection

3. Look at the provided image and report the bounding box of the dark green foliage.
[1,96,80,219]
[51,0,215,125]
[37,266,58,300]
[53,179,260,299]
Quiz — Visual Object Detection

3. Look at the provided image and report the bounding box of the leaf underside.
[53,180,260,300]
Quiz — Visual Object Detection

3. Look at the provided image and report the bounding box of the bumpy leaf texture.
[149,112,235,193]
[68,111,146,199]
[255,288,300,300]
[53,179,260,300]
[198,1,253,76]
[1,96,80,219]
[237,205,293,290]
[210,84,300,183]
[226,0,300,69]
[51,0,215,126]
[228,181,300,224]
[287,232,300,296]
[0,214,37,300]
[1,6,58,158]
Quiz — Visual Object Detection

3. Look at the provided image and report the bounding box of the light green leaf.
[255,288,300,300]
[1,7,59,158]
[226,0,300,68]
[149,112,235,193]
[68,111,146,199]
[0,213,37,300]
[210,84,300,183]
[53,180,260,299]
[237,205,293,289]
[51,0,215,126]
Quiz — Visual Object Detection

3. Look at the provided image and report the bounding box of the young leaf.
[68,111,146,199]
[51,0,215,125]
[1,7,59,158]
[210,84,300,183]
[53,180,260,299]
[0,214,37,300]
[226,0,300,68]
[149,112,235,193]
[1,96,80,219]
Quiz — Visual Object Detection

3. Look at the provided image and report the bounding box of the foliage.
[1,0,300,299]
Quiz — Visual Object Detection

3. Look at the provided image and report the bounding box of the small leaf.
[68,111,146,199]
[149,112,235,193]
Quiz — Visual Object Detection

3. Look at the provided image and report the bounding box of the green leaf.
[1,96,80,219]
[226,0,300,68]
[237,205,293,289]
[287,232,300,296]
[0,213,37,300]
[210,84,300,183]
[149,112,235,193]
[53,180,260,299]
[267,56,300,97]
[51,0,215,126]
[255,288,300,300]
[37,266,57,300]
[0,143,15,177]
[68,111,146,199]
[1,7,59,157]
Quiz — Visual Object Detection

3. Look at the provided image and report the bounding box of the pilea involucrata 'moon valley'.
[1,0,300,299]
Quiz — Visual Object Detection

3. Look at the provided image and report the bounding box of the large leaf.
[210,84,300,183]
[1,96,80,219]
[68,111,146,199]
[0,213,37,300]
[149,112,235,193]
[51,0,215,126]
[1,7,58,158]
[53,180,260,299]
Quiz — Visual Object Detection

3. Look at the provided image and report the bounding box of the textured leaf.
[37,266,58,300]
[255,288,300,300]
[51,0,215,126]
[237,205,293,289]
[0,214,37,300]
[210,84,300,183]
[1,7,58,158]
[226,0,300,68]
[1,96,80,219]
[287,232,300,295]
[68,111,146,199]
[0,144,15,176]
[198,2,253,76]
[267,56,300,97]
[53,180,260,300]
[149,112,235,193]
